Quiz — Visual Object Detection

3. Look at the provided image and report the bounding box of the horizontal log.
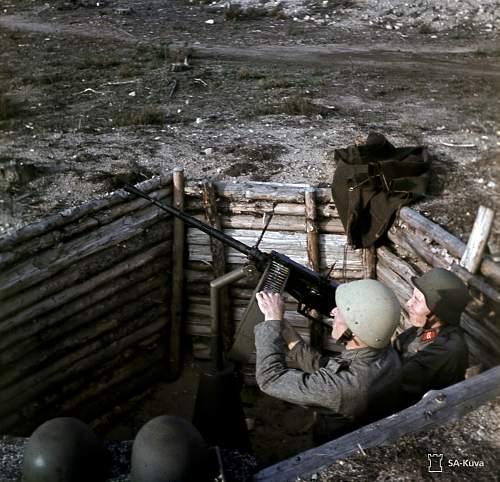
[0,310,168,413]
[376,263,412,310]
[398,207,500,285]
[0,174,171,250]
[186,213,344,234]
[1,220,172,320]
[186,198,340,219]
[388,228,500,304]
[187,229,363,268]
[461,313,500,360]
[254,365,500,481]
[377,246,419,283]
[0,308,165,406]
[186,181,333,203]
[0,203,171,300]
[7,342,166,436]
[0,284,166,387]
[0,241,172,341]
[47,333,163,403]
[0,187,172,271]
[61,342,165,413]
[464,332,500,368]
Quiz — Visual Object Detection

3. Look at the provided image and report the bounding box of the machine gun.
[124,184,338,362]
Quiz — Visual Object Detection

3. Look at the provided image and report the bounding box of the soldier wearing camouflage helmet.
[255,279,402,444]
[394,268,469,407]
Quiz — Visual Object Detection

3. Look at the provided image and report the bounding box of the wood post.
[305,187,324,350]
[201,181,233,351]
[363,246,377,279]
[168,167,185,379]
[460,205,495,274]
[398,207,500,285]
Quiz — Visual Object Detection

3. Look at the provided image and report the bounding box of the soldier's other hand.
[256,291,284,321]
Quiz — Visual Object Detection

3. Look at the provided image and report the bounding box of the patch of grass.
[257,77,293,89]
[0,94,20,122]
[78,56,122,69]
[113,106,165,126]
[36,71,69,84]
[224,5,271,21]
[250,96,332,117]
[418,23,436,35]
[287,23,305,36]
[473,48,500,57]
[236,67,265,80]
[118,64,139,78]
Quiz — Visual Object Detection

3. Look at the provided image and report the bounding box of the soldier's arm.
[254,319,358,415]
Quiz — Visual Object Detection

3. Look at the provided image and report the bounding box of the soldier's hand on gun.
[256,291,284,321]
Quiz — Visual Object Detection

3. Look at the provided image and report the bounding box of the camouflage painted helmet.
[23,417,109,482]
[336,279,401,349]
[413,268,468,325]
[130,415,209,482]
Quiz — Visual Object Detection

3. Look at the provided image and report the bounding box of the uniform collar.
[339,346,381,361]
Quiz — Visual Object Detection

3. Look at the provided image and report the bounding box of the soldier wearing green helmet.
[254,279,402,444]
[394,267,469,407]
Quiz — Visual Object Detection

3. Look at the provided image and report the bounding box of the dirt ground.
[1,0,499,248]
[1,0,499,479]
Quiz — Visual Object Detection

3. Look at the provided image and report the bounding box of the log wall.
[378,207,500,368]
[182,180,366,366]
[0,175,174,435]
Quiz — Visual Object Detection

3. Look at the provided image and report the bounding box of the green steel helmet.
[412,268,469,325]
[22,417,109,482]
[130,415,209,482]
[336,279,401,349]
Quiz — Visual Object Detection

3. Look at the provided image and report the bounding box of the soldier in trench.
[254,279,402,445]
[394,268,469,407]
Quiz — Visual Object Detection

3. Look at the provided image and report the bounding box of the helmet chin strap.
[336,328,354,345]
[423,314,441,330]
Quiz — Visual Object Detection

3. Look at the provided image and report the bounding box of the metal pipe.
[210,267,247,370]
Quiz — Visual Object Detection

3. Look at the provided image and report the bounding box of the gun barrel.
[124,184,267,264]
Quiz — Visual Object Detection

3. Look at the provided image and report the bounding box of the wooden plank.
[0,279,166,375]
[186,199,340,219]
[0,175,171,250]
[169,167,185,379]
[398,207,500,285]
[1,220,172,320]
[0,242,172,339]
[0,310,168,414]
[254,365,500,481]
[460,206,495,274]
[387,228,500,304]
[0,204,171,299]
[377,246,419,282]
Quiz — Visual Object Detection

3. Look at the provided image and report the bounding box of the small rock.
[204,148,214,155]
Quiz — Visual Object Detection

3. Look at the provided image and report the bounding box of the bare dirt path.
[2,14,500,78]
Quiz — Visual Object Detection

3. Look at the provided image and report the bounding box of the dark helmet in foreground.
[130,415,209,482]
[413,267,469,325]
[336,279,401,348]
[23,417,109,482]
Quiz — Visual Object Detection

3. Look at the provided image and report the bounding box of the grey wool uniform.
[394,325,468,406]
[254,319,402,444]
